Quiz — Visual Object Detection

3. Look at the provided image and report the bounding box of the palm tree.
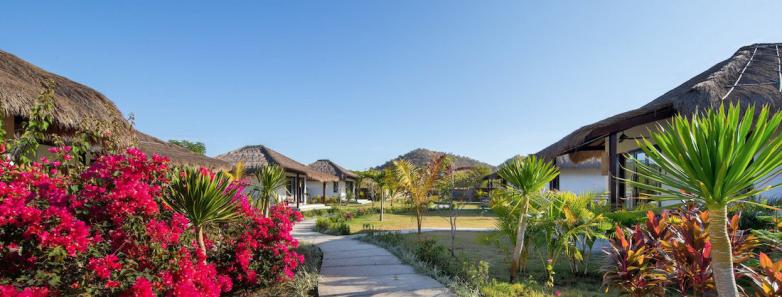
[382,168,401,220]
[362,169,389,221]
[165,167,242,256]
[394,155,448,234]
[627,104,782,297]
[251,165,288,217]
[495,155,559,282]
[225,161,245,181]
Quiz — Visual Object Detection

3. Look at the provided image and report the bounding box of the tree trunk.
[197,225,207,261]
[708,206,738,297]
[416,205,423,234]
[263,196,270,218]
[380,191,385,222]
[509,197,529,283]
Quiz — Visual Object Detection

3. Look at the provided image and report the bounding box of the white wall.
[558,168,607,194]
[307,180,347,201]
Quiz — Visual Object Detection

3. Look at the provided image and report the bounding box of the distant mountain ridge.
[374,148,495,170]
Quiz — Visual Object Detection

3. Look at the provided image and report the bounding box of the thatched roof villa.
[216,145,339,207]
[308,159,359,202]
[536,43,782,207]
[0,49,134,145]
[0,49,228,168]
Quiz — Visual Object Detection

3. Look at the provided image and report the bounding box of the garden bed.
[360,231,606,297]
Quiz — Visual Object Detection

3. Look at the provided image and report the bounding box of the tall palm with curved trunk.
[495,156,559,282]
[252,165,288,217]
[394,155,448,234]
[165,167,242,256]
[627,104,782,297]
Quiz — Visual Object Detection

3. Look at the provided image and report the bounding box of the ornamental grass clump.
[626,103,782,297]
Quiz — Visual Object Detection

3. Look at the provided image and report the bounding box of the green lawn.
[407,231,607,297]
[347,208,497,234]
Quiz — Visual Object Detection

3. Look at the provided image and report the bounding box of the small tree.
[251,165,288,217]
[627,104,782,297]
[394,155,448,234]
[165,167,241,256]
[493,156,559,282]
[169,139,206,155]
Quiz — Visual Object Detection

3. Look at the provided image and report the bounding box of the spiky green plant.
[627,103,782,297]
[251,165,288,217]
[494,155,559,282]
[165,167,241,256]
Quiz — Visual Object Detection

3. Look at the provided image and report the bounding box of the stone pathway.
[293,219,453,297]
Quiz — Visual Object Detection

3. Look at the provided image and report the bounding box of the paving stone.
[293,219,453,297]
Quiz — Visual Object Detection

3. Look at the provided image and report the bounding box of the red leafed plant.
[603,206,758,296]
[740,253,782,297]
[602,225,668,297]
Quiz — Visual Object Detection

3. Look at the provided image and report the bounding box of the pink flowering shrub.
[0,145,302,296]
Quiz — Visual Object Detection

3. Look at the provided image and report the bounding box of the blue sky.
[2,1,781,169]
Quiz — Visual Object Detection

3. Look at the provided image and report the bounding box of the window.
[623,149,662,209]
[333,182,339,193]
[286,177,295,196]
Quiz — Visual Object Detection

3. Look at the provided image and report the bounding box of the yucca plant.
[251,165,288,217]
[394,155,448,234]
[494,155,559,282]
[627,103,782,296]
[165,167,241,256]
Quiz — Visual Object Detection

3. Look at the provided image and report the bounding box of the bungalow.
[215,145,339,208]
[0,49,228,169]
[0,49,134,152]
[307,159,359,202]
[536,43,782,208]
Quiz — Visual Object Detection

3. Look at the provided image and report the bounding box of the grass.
[414,231,606,295]
[363,230,608,297]
[348,208,497,234]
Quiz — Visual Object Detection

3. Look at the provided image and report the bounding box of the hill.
[374,148,494,170]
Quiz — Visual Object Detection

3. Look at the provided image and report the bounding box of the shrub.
[604,209,648,227]
[0,145,302,295]
[313,216,350,235]
[602,206,759,296]
[479,280,543,297]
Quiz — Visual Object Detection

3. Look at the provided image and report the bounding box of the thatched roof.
[216,145,339,182]
[309,159,358,180]
[135,131,230,170]
[0,50,133,142]
[537,43,782,161]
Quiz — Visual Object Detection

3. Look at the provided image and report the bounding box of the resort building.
[536,43,782,208]
[0,49,134,152]
[0,49,228,169]
[216,145,339,208]
[307,159,359,202]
